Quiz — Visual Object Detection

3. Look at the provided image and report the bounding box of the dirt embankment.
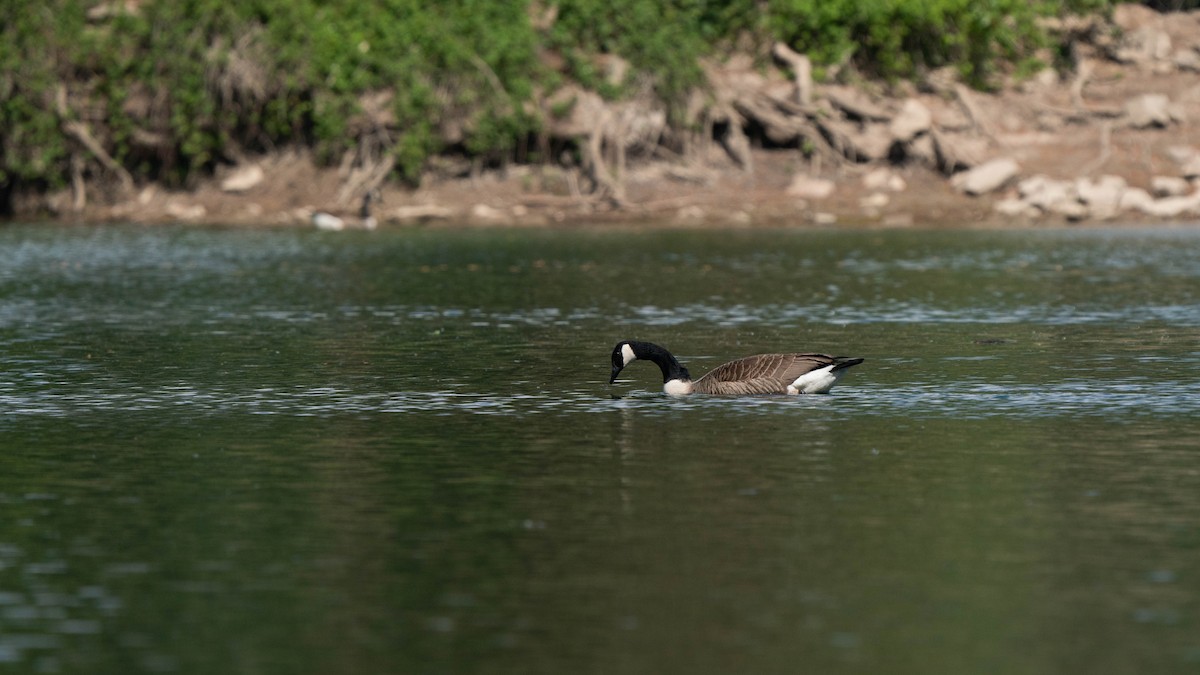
[40,4,1200,229]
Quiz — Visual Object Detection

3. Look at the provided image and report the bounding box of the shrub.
[0,0,1128,209]
[767,0,1112,87]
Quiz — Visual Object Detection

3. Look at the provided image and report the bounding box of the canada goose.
[609,340,863,396]
[311,190,381,231]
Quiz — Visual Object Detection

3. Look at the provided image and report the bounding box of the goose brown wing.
[777,353,843,381]
[692,376,790,395]
[693,353,839,394]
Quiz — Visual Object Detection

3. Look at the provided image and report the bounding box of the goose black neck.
[633,341,691,383]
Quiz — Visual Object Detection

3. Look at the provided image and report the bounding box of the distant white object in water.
[311,190,382,231]
[311,211,345,231]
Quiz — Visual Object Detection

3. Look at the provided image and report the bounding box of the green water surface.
[1,225,1198,674]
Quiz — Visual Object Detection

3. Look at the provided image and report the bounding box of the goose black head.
[609,340,639,384]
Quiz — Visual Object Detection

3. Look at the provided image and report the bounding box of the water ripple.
[2,378,1198,420]
[8,297,1198,334]
[625,301,1200,327]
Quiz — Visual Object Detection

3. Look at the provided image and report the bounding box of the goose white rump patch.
[787,365,842,394]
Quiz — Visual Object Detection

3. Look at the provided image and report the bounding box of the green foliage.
[551,1,700,98]
[548,0,768,105]
[766,0,1109,86]
[0,0,1137,203]
[0,1,87,188]
[1,0,539,193]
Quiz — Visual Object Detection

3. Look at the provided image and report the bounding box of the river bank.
[20,3,1200,229]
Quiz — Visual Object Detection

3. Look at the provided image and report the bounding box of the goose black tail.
[831,357,864,371]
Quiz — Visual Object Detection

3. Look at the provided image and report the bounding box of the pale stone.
[1075,175,1127,219]
[1152,175,1190,197]
[822,85,891,121]
[1175,49,1200,72]
[1113,3,1162,32]
[1019,175,1074,209]
[1125,94,1174,129]
[470,204,505,220]
[951,158,1020,195]
[1137,193,1200,218]
[166,202,206,220]
[1181,155,1200,179]
[1114,25,1172,65]
[932,131,989,172]
[1118,187,1154,212]
[859,192,890,209]
[1016,174,1050,199]
[843,123,894,161]
[220,164,264,193]
[1016,174,1098,219]
[1075,175,1127,202]
[907,134,937,166]
[1046,199,1090,221]
[889,98,932,142]
[861,168,890,190]
[994,198,1039,218]
[787,176,836,199]
[1167,145,1198,165]
[390,205,453,222]
[862,168,907,192]
[930,103,972,131]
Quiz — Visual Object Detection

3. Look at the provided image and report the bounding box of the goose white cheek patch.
[621,343,636,366]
